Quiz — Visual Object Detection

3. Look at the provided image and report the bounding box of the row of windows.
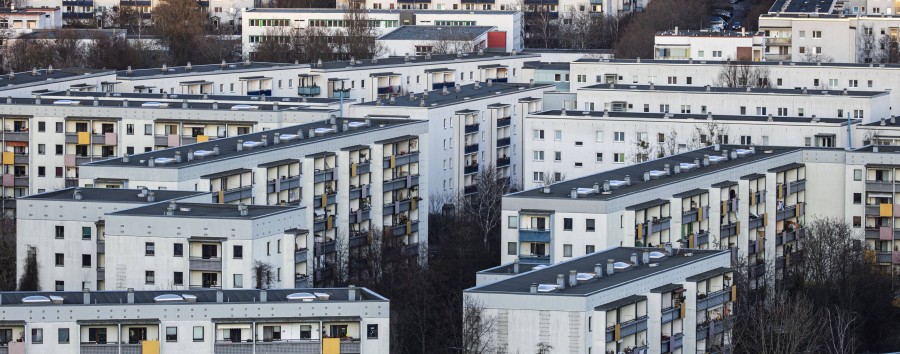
[248,19,290,27]
[507,242,596,258]
[54,225,92,239]
[25,326,206,345]
[507,216,596,231]
[533,129,626,142]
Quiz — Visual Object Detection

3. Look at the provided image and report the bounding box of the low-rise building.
[467,246,734,354]
[376,25,500,56]
[0,287,388,354]
[0,7,62,31]
[654,28,764,61]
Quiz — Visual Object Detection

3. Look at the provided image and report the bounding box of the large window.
[145,242,155,256]
[58,328,69,344]
[31,328,43,344]
[193,326,204,342]
[166,327,177,342]
[81,227,91,240]
[88,328,107,344]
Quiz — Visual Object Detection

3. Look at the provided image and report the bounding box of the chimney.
[568,270,577,287]
[343,122,349,132]
[625,175,631,185]
[665,242,673,256]
[570,188,578,199]
[127,288,135,304]
[594,263,604,277]
[147,191,155,202]
[259,289,267,302]
[348,285,358,301]
[174,151,182,163]
[93,97,99,107]
[148,159,155,167]
[123,154,129,163]
[513,259,520,273]
[606,259,615,275]
[631,252,639,266]
[309,128,316,137]
[530,283,538,293]
[213,145,220,155]
[261,135,268,147]
[236,140,244,151]
[642,251,650,264]
[893,115,898,124]
[238,203,249,216]
[122,99,128,107]
[212,102,218,109]
[216,289,224,303]
[73,187,82,200]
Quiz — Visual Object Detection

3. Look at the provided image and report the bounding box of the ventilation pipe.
[349,285,358,301]
[631,252,639,266]
[513,259,520,273]
[642,251,650,264]
[237,140,244,151]
[594,263,604,277]
[568,270,577,287]
[127,288,135,304]
[556,274,566,289]
[530,283,538,293]
[606,259,615,275]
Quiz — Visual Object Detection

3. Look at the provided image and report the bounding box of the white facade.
[341,0,649,16]
[0,7,62,32]
[654,29,765,61]
[0,287,389,354]
[348,82,551,194]
[758,13,900,63]
[376,26,496,57]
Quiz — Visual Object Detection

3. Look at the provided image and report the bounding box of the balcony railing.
[464,164,479,175]
[65,177,79,188]
[295,249,308,263]
[788,179,806,194]
[63,12,95,18]
[518,254,550,264]
[331,89,351,99]
[464,143,479,154]
[749,215,765,230]
[748,240,757,255]
[519,228,550,243]
[247,89,272,96]
[214,340,349,354]
[697,318,731,341]
[349,234,368,248]
[402,243,419,256]
[298,86,321,96]
[384,198,417,215]
[2,131,28,142]
[866,180,894,192]
[751,262,766,277]
[349,209,370,224]
[13,176,27,187]
[432,81,455,90]
[352,161,371,176]
[63,0,94,5]
[391,220,419,236]
[383,175,419,192]
[497,137,511,147]
[376,85,399,95]
[189,257,223,272]
[97,240,105,253]
[465,123,480,134]
[267,175,300,193]
[720,222,738,238]
[877,251,894,263]
[314,239,336,256]
[777,203,802,221]
[313,193,336,208]
[764,54,791,61]
[313,169,334,183]
[383,152,419,168]
[695,231,709,247]
[497,117,511,127]
[605,316,648,342]
[97,267,105,281]
[638,217,671,235]
[682,206,709,223]
[216,186,253,204]
[766,37,791,45]
[120,0,151,5]
[464,184,478,194]
[661,306,681,324]
[697,288,731,311]
[660,333,684,353]
[496,157,510,167]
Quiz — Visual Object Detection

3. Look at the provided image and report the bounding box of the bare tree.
[459,165,510,246]
[687,121,729,150]
[0,218,16,290]
[341,6,384,60]
[540,170,566,186]
[715,61,772,88]
[413,29,483,56]
[461,295,497,354]
[151,0,208,65]
[822,306,859,354]
[251,260,274,289]
[857,25,879,63]
[737,293,825,354]
[798,48,835,63]
[18,245,38,291]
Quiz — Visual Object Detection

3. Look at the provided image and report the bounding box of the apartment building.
[22,0,252,27]
[376,25,501,56]
[0,68,116,97]
[0,7,62,32]
[241,9,524,57]
[467,246,734,354]
[348,81,551,194]
[341,0,648,16]
[0,91,339,200]
[572,84,888,123]
[15,188,210,292]
[78,118,430,285]
[0,287,388,354]
[654,29,765,61]
[522,110,854,184]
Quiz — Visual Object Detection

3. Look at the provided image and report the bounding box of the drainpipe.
[117,323,122,354]
[252,321,257,354]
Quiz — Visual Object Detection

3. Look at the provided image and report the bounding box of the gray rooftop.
[769,0,835,13]
[582,83,887,97]
[47,91,341,105]
[378,25,495,41]
[5,95,336,112]
[22,187,205,203]
[656,29,762,37]
[0,287,385,306]
[0,68,111,88]
[468,247,727,295]
[109,202,298,219]
[573,58,900,69]
[355,82,552,108]
[246,8,518,14]
[87,117,417,168]
[313,51,537,71]
[533,109,854,125]
[523,61,570,70]
[508,145,805,201]
[116,61,298,79]
[17,29,124,40]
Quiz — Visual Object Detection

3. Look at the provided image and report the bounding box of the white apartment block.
[571,84,889,123]
[569,59,900,117]
[348,81,551,194]
[342,0,648,16]
[0,7,62,31]
[0,68,116,97]
[0,287,388,354]
[241,9,524,57]
[654,29,765,62]
[521,110,854,185]
[78,118,430,286]
[21,0,253,27]
[468,246,734,354]
[376,25,501,56]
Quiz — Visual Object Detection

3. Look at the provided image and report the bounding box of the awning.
[239,76,272,81]
[869,193,893,198]
[5,141,27,147]
[180,80,214,85]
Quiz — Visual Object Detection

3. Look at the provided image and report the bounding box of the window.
[145,242,155,256]
[853,193,862,204]
[777,107,787,116]
[38,166,45,177]
[596,131,603,142]
[812,30,822,38]
[38,121,46,132]
[533,172,544,182]
[193,327,204,342]
[586,245,595,254]
[586,219,595,232]
[849,79,858,88]
[805,137,812,146]
[659,104,669,113]
[233,245,243,259]
[575,162,583,167]
[234,274,243,288]
[799,30,806,38]
[854,169,862,181]
[55,167,63,178]
[55,225,64,239]
[145,271,155,284]
[56,122,63,133]
[508,216,518,229]
[55,253,64,266]
[79,227,91,240]
[756,107,767,115]
[174,243,183,257]
[614,153,625,163]
[741,136,752,145]
[55,281,64,291]
[667,76,677,84]
[55,144,63,155]
[554,151,562,161]
[838,109,844,118]
[533,129,544,140]
[762,136,769,145]
[712,51,722,58]
[698,50,705,57]
[563,244,572,257]
[533,151,544,161]
[38,144,45,154]
[144,124,152,135]
[686,77,692,85]
[828,78,838,87]
[174,272,183,285]
[680,105,690,114]
[277,267,281,282]
[58,328,69,344]
[166,327,177,342]
[563,218,573,231]
[31,328,42,344]
[367,324,379,339]
[595,153,603,163]
[853,110,864,119]
[277,239,282,253]
[554,130,562,141]
[853,216,862,228]
[740,106,746,115]
[82,254,91,267]
[868,80,873,88]
[507,242,517,255]
[126,124,134,135]
[614,132,625,142]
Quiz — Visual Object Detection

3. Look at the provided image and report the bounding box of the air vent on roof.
[231,104,259,111]
[314,127,335,136]
[242,141,262,149]
[708,155,725,164]
[536,284,559,293]
[348,121,366,130]
[613,261,631,270]
[154,157,176,165]
[286,292,317,301]
[679,162,699,172]
[279,133,300,142]
[194,150,213,158]
[575,187,598,196]
[735,148,754,157]
[648,251,665,260]
[53,99,79,105]
[141,102,169,108]
[153,294,196,303]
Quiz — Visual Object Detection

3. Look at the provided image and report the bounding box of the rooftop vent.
[238,203,249,216]
[154,157,176,166]
[679,162,699,172]
[576,273,596,283]
[536,284,559,293]
[348,121,366,130]
[735,148,753,157]
[231,104,259,111]
[648,251,665,260]
[708,155,726,164]
[613,261,631,270]
[242,141,262,149]
[153,294,197,303]
[141,102,169,108]
[194,150,213,158]
[314,127,335,136]
[52,99,79,105]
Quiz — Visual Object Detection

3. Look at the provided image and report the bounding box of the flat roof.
[109,202,298,219]
[0,287,385,306]
[51,91,341,105]
[573,58,900,69]
[581,83,887,97]
[468,247,727,295]
[0,68,111,88]
[531,110,853,125]
[87,117,418,168]
[523,61,571,70]
[378,25,495,41]
[769,0,834,13]
[116,61,296,79]
[355,82,551,108]
[246,8,518,14]
[17,29,124,40]
[313,51,536,71]
[656,29,761,37]
[21,187,205,203]
[852,145,900,153]
[508,145,804,201]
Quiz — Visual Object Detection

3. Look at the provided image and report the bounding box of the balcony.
[314,239,336,256]
[749,215,765,230]
[877,251,894,263]
[383,152,419,168]
[464,184,478,194]
[13,176,27,187]
[866,180,894,192]
[639,217,671,235]
[432,81,455,89]
[461,0,495,3]
[766,37,792,45]
[402,243,419,256]
[697,288,731,311]
[197,0,209,5]
[776,256,786,269]
[295,276,309,288]
[464,164,479,175]
[782,228,799,243]
[776,203,802,221]
[489,77,508,83]
[751,190,766,205]
[314,169,334,183]
[349,233,367,248]
[63,12,95,18]
[313,217,331,232]
[120,0,151,5]
[384,198,417,215]
[3,131,28,142]
[605,316,648,342]
[465,123,480,134]
[331,89,351,99]
[217,186,253,203]
[294,249,308,263]
[213,341,330,354]
[391,220,419,237]
[695,231,709,247]
[349,209,370,224]
[519,228,551,243]
[313,193,336,208]
[352,161,371,176]
[865,204,882,216]
[497,117,511,127]
[519,254,550,264]
[298,86,321,96]
[751,262,766,277]
[377,85,399,95]
[80,343,127,354]
[497,157,510,167]
[65,178,79,188]
[748,240,757,255]
[97,267,105,281]
[383,175,419,192]
[660,333,684,353]
[247,89,272,96]
[267,175,300,193]
[497,137,511,147]
[661,306,681,324]
[63,0,94,5]
[190,257,223,272]
[97,240,105,253]
[682,206,709,223]
[464,143,479,154]
[788,179,806,194]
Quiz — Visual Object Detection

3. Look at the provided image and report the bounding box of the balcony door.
[228,329,242,342]
[530,243,546,256]
[202,272,219,288]
[202,244,218,259]
[127,327,146,344]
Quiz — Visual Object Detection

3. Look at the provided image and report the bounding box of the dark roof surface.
[17,29,124,40]
[47,91,341,104]
[509,145,804,201]
[0,68,110,88]
[22,187,204,203]
[355,82,551,108]
[656,29,761,37]
[378,25,495,41]
[0,288,384,306]
[523,61,571,70]
[770,0,834,13]
[116,61,294,79]
[573,58,900,69]
[313,51,535,71]
[581,83,886,97]
[596,295,647,311]
[468,247,727,295]
[109,202,298,219]
[247,8,518,14]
